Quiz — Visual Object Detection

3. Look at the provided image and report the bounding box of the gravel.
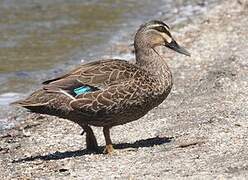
[0,0,248,179]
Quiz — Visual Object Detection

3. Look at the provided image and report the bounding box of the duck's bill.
[166,40,191,57]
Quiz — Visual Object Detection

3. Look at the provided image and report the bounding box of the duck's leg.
[103,126,114,154]
[81,125,98,151]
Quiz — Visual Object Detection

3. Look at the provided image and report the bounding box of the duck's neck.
[135,46,172,84]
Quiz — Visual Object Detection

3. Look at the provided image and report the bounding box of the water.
[0,0,222,130]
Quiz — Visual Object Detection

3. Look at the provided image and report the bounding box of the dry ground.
[0,0,248,179]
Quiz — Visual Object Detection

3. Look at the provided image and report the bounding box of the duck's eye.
[154,26,171,37]
[154,26,166,32]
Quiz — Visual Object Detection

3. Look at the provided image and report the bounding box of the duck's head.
[135,20,190,56]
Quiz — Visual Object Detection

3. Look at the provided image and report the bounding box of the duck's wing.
[60,60,159,118]
[69,76,157,119]
[41,59,141,97]
[13,59,159,120]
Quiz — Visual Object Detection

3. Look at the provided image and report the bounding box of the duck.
[12,20,190,154]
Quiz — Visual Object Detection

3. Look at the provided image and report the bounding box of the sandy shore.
[1,0,248,179]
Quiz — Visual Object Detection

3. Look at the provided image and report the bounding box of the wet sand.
[1,0,248,179]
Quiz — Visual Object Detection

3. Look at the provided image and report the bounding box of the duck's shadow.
[12,136,172,163]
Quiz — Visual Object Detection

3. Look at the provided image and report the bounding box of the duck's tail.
[10,89,71,118]
[11,99,46,107]
[10,99,27,106]
[10,88,48,107]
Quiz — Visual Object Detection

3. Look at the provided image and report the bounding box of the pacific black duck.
[12,20,190,154]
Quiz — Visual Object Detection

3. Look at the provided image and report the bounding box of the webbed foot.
[103,126,115,155]
[103,144,114,154]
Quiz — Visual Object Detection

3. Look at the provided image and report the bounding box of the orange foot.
[103,144,114,154]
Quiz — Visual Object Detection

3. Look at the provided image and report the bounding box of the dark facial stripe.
[153,26,172,37]
[148,20,170,30]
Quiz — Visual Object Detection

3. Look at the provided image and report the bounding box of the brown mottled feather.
[13,58,170,127]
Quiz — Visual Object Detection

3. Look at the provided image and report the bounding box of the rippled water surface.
[0,0,222,129]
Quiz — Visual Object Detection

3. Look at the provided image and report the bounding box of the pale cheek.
[151,36,164,46]
[163,34,172,43]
